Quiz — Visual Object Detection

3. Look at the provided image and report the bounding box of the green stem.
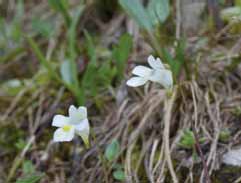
[147,30,163,58]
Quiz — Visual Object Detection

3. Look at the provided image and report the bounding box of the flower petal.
[132,66,152,77]
[53,127,74,142]
[52,115,70,127]
[160,70,173,89]
[69,105,86,124]
[74,119,90,134]
[69,105,77,117]
[148,55,165,69]
[77,106,87,119]
[149,69,173,89]
[74,119,90,147]
[126,77,148,87]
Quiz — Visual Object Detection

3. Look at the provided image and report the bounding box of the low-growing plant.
[179,129,206,150]
[105,139,125,181]
[219,129,231,142]
[119,0,191,83]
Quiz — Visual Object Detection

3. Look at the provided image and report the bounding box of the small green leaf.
[60,60,74,85]
[32,18,54,38]
[179,130,195,149]
[22,160,35,174]
[219,129,231,142]
[16,173,44,183]
[15,139,26,150]
[113,170,125,181]
[105,139,120,162]
[147,0,169,25]
[113,34,133,81]
[179,129,206,149]
[119,0,153,31]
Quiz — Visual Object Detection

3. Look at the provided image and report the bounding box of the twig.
[1,87,28,121]
[6,136,35,183]
[193,128,211,183]
[191,85,211,183]
[149,139,159,174]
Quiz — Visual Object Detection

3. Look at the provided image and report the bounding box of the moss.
[0,123,25,152]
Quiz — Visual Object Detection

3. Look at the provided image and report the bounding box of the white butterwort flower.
[126,55,173,89]
[52,105,90,146]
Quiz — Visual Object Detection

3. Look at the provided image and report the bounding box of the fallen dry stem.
[163,87,178,183]
[191,84,211,183]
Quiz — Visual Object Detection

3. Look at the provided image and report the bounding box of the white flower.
[52,105,90,146]
[126,55,173,89]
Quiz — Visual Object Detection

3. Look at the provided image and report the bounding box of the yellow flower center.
[62,125,72,132]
